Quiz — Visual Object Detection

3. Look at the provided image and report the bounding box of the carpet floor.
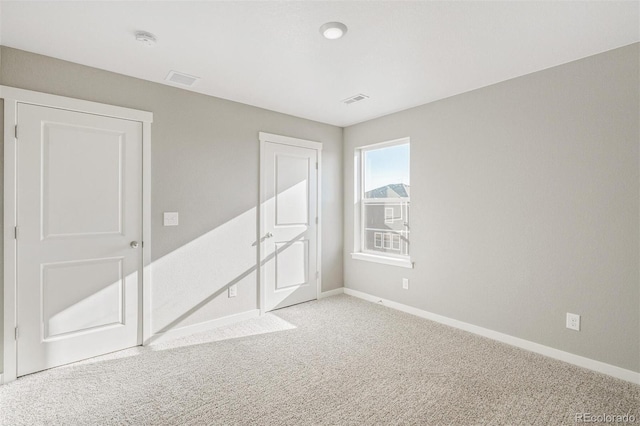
[0,294,638,425]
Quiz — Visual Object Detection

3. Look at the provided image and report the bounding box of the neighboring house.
[363,183,410,256]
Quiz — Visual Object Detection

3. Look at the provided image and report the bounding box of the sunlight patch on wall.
[151,207,258,334]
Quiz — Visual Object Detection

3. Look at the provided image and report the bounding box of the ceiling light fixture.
[135,31,157,46]
[320,22,348,40]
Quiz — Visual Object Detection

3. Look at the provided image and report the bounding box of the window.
[352,138,412,268]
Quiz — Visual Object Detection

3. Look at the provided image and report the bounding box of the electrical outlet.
[228,284,237,298]
[402,278,409,290]
[566,313,580,331]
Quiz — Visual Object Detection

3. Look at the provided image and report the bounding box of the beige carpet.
[1,295,638,425]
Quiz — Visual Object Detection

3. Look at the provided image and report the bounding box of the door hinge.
[315,162,318,170]
[14,125,18,139]
[15,327,19,340]
[315,217,318,224]
[14,226,18,239]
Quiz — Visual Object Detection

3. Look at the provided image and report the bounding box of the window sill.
[350,252,414,269]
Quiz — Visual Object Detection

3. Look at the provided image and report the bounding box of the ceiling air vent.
[165,70,200,87]
[342,93,369,105]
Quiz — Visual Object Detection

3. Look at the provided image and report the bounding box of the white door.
[16,103,142,376]
[261,139,319,311]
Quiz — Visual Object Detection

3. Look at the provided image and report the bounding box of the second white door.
[261,136,320,311]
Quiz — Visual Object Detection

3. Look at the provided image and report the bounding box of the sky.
[364,143,410,192]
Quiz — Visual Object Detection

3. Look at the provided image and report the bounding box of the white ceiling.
[1,1,638,127]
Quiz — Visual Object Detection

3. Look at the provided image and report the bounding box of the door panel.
[263,141,318,311]
[42,258,124,340]
[42,123,124,237]
[275,154,309,225]
[275,240,309,289]
[17,103,142,376]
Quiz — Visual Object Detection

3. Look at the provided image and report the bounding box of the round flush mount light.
[135,31,157,46]
[320,22,348,40]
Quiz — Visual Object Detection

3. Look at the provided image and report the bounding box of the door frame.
[258,132,322,315]
[1,86,153,384]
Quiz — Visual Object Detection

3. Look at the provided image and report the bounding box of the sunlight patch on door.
[43,258,124,340]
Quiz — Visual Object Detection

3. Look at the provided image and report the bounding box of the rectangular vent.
[165,70,200,87]
[342,93,369,105]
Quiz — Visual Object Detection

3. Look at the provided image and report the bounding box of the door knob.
[130,241,140,249]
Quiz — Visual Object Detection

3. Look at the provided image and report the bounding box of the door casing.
[259,132,322,314]
[1,86,153,384]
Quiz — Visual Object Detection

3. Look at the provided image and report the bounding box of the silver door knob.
[130,241,140,249]
[264,232,273,239]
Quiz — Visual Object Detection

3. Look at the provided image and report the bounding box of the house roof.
[365,183,410,199]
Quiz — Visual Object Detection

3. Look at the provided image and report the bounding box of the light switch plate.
[163,212,179,226]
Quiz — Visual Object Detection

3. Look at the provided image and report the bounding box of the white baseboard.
[318,287,344,299]
[150,309,260,344]
[344,288,640,385]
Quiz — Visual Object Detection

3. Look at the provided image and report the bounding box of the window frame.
[351,137,413,269]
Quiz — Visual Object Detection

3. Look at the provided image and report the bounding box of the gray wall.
[344,43,639,372]
[0,46,343,370]
[1,42,637,376]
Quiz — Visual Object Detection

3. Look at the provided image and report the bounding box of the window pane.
[364,143,410,198]
[363,201,409,256]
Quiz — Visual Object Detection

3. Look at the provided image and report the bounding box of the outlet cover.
[566,313,580,331]
[163,212,179,226]
[402,278,409,290]
[228,284,237,298]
